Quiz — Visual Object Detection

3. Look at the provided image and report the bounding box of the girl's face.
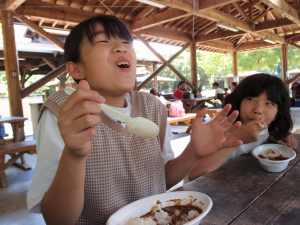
[76,23,136,97]
[239,91,278,126]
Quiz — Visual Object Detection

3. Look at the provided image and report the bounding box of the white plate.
[106,191,213,225]
[252,144,296,172]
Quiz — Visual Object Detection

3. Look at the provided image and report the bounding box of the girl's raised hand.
[188,104,243,160]
[277,134,298,149]
[57,80,105,158]
[228,119,267,144]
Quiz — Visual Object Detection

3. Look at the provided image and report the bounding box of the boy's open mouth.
[117,61,130,68]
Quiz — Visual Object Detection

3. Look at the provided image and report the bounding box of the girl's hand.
[277,134,298,149]
[228,119,267,144]
[57,80,105,158]
[188,104,243,160]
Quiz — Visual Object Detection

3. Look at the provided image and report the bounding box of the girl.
[188,73,298,181]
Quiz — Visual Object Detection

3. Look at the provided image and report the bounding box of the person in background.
[150,88,167,105]
[213,82,224,103]
[171,80,187,99]
[231,82,237,91]
[188,73,298,181]
[197,86,202,97]
[223,88,228,96]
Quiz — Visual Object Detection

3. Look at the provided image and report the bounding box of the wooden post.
[233,50,238,83]
[190,41,197,89]
[1,11,25,140]
[281,43,289,84]
[153,62,158,89]
[60,72,67,89]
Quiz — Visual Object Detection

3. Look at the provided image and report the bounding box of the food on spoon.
[258,148,289,161]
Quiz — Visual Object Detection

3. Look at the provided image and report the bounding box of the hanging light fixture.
[135,0,166,8]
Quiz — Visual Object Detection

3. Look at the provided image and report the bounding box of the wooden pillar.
[233,50,238,83]
[153,62,158,89]
[190,41,197,89]
[60,72,67,89]
[281,43,289,84]
[1,11,25,140]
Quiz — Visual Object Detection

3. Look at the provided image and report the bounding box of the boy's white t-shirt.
[27,93,174,213]
[215,87,224,95]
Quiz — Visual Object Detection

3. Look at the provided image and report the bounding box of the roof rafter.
[5,0,26,11]
[260,0,300,24]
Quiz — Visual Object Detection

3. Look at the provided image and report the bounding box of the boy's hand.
[227,119,267,144]
[188,104,242,160]
[57,80,105,158]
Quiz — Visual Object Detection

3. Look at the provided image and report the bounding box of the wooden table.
[168,113,196,133]
[0,117,31,171]
[0,117,27,143]
[169,97,214,113]
[176,130,300,224]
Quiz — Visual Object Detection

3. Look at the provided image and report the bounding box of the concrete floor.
[1,109,299,225]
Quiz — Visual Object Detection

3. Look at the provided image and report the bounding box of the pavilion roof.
[10,0,300,55]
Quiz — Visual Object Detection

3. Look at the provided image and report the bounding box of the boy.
[171,80,187,99]
[27,15,242,225]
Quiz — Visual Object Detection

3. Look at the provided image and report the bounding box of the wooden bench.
[0,140,37,188]
[207,108,222,118]
[167,113,197,133]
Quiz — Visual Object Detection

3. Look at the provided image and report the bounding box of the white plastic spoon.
[64,87,159,138]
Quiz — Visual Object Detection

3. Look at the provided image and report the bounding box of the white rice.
[125,209,200,225]
[259,148,289,160]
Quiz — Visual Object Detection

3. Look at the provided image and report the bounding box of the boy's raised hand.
[188,104,243,160]
[57,80,105,157]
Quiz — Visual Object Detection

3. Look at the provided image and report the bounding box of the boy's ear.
[66,61,86,80]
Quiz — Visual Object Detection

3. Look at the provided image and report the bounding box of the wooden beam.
[232,2,252,22]
[131,9,190,31]
[253,10,268,24]
[198,0,238,11]
[133,6,155,20]
[288,73,300,84]
[1,11,23,118]
[137,27,192,43]
[137,42,192,90]
[255,18,293,31]
[15,1,93,24]
[42,58,56,70]
[289,42,300,50]
[233,51,238,78]
[21,64,66,98]
[237,40,280,51]
[190,41,197,88]
[5,0,26,11]
[196,30,245,42]
[260,0,300,24]
[281,42,288,84]
[153,63,158,89]
[200,40,235,51]
[13,13,64,50]
[136,34,194,89]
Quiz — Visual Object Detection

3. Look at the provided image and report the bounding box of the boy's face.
[76,24,136,96]
[213,85,217,89]
[179,83,186,89]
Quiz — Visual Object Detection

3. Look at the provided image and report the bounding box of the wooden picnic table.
[0,116,27,143]
[0,116,31,172]
[167,113,196,133]
[176,130,300,225]
[169,97,214,113]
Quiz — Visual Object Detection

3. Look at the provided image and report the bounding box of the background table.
[176,130,300,225]
[0,117,27,143]
[0,117,30,170]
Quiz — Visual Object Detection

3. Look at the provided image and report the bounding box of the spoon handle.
[64,87,129,122]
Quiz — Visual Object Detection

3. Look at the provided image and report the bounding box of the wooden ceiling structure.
[1,0,300,120]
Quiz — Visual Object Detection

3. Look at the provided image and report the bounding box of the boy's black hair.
[64,15,133,84]
[232,82,237,86]
[178,80,187,86]
[224,88,228,91]
[224,73,293,140]
[150,88,159,96]
[213,82,219,87]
